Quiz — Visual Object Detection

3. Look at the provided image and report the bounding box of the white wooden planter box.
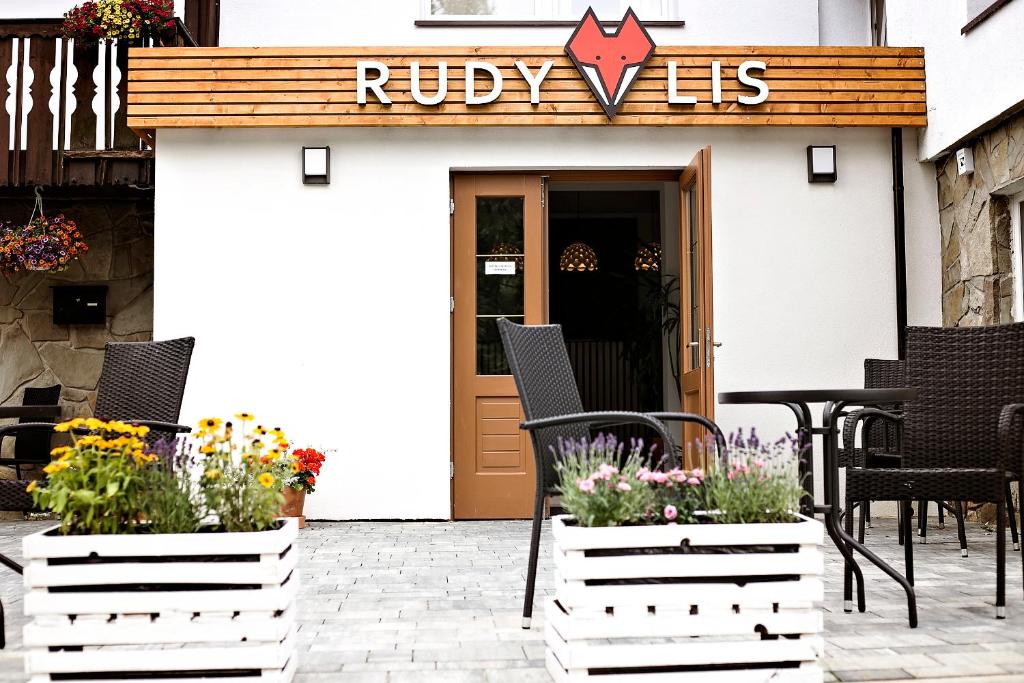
[546,514,825,683]
[22,518,299,683]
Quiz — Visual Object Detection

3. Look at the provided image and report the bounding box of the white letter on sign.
[737,60,769,105]
[465,61,503,105]
[357,61,391,105]
[666,61,696,105]
[411,61,448,106]
[515,60,554,104]
[711,60,722,104]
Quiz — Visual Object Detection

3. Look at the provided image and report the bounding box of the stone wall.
[937,110,1024,327]
[0,195,154,424]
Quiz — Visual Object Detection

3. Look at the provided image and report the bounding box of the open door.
[679,147,715,468]
[452,175,545,519]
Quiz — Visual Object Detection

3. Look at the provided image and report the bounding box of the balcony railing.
[0,19,196,188]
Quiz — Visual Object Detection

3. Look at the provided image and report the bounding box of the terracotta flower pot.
[279,487,306,529]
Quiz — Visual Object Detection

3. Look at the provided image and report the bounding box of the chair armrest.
[842,408,903,469]
[124,420,192,435]
[998,404,1024,476]
[644,412,727,464]
[520,411,674,461]
[0,422,58,443]
[0,405,61,420]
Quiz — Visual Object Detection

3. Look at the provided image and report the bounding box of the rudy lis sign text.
[355,8,770,117]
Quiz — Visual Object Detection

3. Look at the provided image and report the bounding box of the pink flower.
[727,471,736,481]
[651,472,670,484]
[636,467,652,481]
[617,481,632,492]
[664,505,678,521]
[753,459,767,469]
[686,477,701,486]
[577,478,595,493]
[691,468,704,480]
[595,464,619,480]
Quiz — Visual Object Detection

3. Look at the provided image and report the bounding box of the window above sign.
[419,0,682,25]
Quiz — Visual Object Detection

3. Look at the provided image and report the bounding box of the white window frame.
[420,0,678,21]
[1011,191,1024,321]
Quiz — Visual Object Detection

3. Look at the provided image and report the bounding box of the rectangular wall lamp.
[807,145,837,183]
[302,146,330,185]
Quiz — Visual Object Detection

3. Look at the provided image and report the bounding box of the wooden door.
[679,147,715,468]
[452,175,545,519]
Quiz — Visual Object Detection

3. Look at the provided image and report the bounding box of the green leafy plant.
[137,438,203,535]
[28,418,158,535]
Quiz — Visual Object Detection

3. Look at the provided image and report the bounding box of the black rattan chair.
[842,324,1024,621]
[0,385,61,479]
[497,318,726,629]
[843,360,971,553]
[0,337,195,649]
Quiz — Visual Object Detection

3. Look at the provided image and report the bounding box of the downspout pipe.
[891,127,908,359]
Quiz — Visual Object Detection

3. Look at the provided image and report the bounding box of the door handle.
[687,342,699,347]
[713,341,723,348]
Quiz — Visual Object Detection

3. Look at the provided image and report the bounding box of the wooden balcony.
[0,18,200,189]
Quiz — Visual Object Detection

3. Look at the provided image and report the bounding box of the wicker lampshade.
[559,241,598,272]
[486,242,524,273]
[634,242,662,272]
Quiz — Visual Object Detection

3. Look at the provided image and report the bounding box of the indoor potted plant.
[545,430,824,682]
[279,446,325,528]
[21,414,298,683]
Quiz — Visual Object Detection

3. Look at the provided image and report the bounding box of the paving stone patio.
[1,517,1024,682]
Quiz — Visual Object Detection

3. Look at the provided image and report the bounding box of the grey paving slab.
[2,517,1024,681]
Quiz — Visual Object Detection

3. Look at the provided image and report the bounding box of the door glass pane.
[477,196,525,375]
[686,187,700,371]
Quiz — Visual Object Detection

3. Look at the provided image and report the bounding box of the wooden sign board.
[127,46,926,132]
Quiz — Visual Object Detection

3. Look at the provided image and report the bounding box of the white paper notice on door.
[485,261,517,275]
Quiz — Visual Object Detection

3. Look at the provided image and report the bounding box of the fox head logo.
[565,7,656,119]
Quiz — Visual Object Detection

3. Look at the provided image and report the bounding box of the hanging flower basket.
[62,0,177,43]
[0,214,88,274]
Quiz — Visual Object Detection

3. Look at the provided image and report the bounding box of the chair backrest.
[94,337,195,426]
[498,319,588,491]
[14,384,62,462]
[903,324,1024,473]
[863,359,904,451]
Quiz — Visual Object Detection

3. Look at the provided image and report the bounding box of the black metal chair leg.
[522,490,546,630]
[1006,483,1020,552]
[954,500,968,558]
[997,500,1006,619]
[858,500,867,544]
[897,502,905,546]
[902,501,915,586]
[919,500,927,543]
[937,500,945,529]
[0,597,5,649]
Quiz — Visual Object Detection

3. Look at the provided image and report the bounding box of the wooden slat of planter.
[554,576,825,609]
[24,547,298,587]
[553,547,824,580]
[545,650,823,683]
[24,608,294,647]
[22,519,298,558]
[545,599,821,639]
[546,622,823,669]
[24,577,299,616]
[26,628,296,674]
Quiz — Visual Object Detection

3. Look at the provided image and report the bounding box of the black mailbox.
[52,286,107,325]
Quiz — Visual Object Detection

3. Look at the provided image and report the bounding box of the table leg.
[835,522,918,628]
[0,554,21,575]
[782,402,814,517]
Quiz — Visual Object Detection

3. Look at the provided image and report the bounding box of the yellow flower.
[135,425,150,437]
[85,417,104,431]
[258,473,275,488]
[251,440,264,450]
[50,446,70,457]
[25,480,36,493]
[199,417,223,431]
[269,428,286,439]
[43,461,70,475]
[291,461,302,473]
[254,426,267,436]
[234,412,255,422]
[199,444,215,454]
[205,469,222,480]
[54,421,72,433]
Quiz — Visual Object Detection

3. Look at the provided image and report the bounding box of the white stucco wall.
[154,125,911,519]
[816,0,870,46]
[217,0,822,47]
[887,0,1024,161]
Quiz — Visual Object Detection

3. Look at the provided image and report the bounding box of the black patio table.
[719,387,920,624]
